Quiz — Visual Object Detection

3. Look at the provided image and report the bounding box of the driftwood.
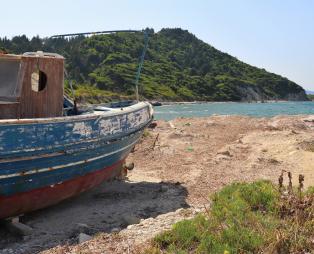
[152,133,160,150]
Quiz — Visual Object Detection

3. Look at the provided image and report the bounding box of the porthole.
[31,70,47,92]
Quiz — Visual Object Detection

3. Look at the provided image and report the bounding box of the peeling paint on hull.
[0,102,153,219]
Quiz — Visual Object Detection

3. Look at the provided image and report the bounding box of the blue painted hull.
[0,102,153,218]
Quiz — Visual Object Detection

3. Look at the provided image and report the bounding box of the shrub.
[150,178,314,254]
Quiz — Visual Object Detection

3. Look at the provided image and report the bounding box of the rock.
[236,139,243,144]
[268,158,280,164]
[75,223,91,234]
[5,221,33,236]
[168,121,176,129]
[127,224,135,230]
[217,150,231,157]
[78,233,92,244]
[122,215,141,225]
[303,116,314,123]
[175,208,184,214]
[216,154,230,161]
[235,144,250,149]
[111,227,121,233]
[266,124,280,131]
[161,185,169,192]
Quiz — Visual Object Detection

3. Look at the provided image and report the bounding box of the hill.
[0,28,308,102]
[306,90,314,95]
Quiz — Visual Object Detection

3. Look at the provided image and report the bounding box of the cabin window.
[31,70,47,92]
[0,59,21,100]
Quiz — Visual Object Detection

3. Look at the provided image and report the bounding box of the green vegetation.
[0,29,308,102]
[64,82,131,104]
[148,178,314,253]
[307,94,314,101]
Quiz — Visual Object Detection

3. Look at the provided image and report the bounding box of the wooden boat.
[0,51,153,219]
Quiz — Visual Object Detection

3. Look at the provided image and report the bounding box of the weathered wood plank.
[0,53,64,119]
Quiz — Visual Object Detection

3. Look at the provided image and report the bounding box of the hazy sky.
[1,0,313,90]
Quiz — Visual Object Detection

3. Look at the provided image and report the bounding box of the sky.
[1,0,313,90]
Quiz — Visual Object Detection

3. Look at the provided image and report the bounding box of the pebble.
[75,223,91,234]
[111,227,121,233]
[122,215,141,225]
[161,185,169,192]
[217,150,231,157]
[78,233,92,244]
[127,225,134,230]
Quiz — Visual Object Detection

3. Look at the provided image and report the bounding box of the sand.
[1,115,314,254]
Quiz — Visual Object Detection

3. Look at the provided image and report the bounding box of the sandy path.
[1,115,314,254]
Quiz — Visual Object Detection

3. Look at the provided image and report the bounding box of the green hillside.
[0,28,307,102]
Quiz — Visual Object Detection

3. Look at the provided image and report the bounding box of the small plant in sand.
[147,172,314,253]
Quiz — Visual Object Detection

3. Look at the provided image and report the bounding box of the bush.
[150,179,314,254]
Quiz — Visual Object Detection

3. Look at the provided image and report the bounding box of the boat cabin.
[0,52,64,119]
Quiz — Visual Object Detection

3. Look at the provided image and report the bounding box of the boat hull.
[0,102,153,219]
[0,158,125,219]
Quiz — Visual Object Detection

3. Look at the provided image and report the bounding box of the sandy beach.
[1,115,314,254]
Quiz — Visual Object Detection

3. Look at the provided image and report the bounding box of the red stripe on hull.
[0,159,125,219]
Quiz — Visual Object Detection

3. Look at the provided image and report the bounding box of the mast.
[134,30,149,102]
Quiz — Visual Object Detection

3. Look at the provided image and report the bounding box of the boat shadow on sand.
[0,180,188,254]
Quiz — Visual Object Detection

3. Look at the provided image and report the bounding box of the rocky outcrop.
[236,84,308,102]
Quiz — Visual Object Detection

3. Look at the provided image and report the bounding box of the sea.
[154,101,314,121]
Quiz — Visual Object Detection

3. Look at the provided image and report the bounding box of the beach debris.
[148,121,157,129]
[298,174,304,193]
[278,171,305,197]
[152,133,160,150]
[184,122,191,126]
[278,171,284,191]
[78,233,92,244]
[288,171,293,194]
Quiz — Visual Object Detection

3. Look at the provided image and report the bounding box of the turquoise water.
[154,101,314,120]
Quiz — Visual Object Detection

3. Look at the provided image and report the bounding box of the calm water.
[154,101,314,120]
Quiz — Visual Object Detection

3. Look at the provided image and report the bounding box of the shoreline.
[153,99,310,106]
